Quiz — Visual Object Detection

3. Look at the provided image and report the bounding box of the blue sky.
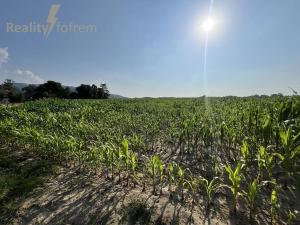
[0,0,300,97]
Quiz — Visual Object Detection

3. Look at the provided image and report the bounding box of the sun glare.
[202,18,215,33]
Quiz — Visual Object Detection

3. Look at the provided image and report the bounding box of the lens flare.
[202,0,215,111]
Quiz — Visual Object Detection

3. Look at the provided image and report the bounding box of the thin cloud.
[15,69,44,84]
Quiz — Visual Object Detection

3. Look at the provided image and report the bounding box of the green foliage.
[225,162,243,213]
[0,79,24,103]
[273,127,300,174]
[241,140,249,162]
[130,152,137,177]
[148,155,163,194]
[287,209,297,225]
[271,188,278,222]
[167,162,175,191]
[199,176,222,209]
[257,146,275,179]
[121,139,130,176]
[242,179,261,219]
[176,165,187,200]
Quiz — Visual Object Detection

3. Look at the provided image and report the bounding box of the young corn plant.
[240,140,249,163]
[177,165,187,201]
[88,146,99,174]
[142,157,149,192]
[265,154,275,181]
[103,145,111,179]
[225,162,244,214]
[108,145,116,181]
[148,155,160,195]
[121,139,130,186]
[199,176,223,210]
[258,146,275,180]
[257,146,266,181]
[275,127,300,176]
[287,209,297,225]
[130,152,138,185]
[270,188,278,224]
[242,179,260,220]
[97,148,105,176]
[157,158,164,195]
[167,162,175,192]
[262,113,272,146]
[115,147,123,183]
[185,175,199,205]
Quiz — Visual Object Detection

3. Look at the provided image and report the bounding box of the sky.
[0,0,300,97]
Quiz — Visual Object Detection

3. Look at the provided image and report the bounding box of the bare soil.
[8,165,277,225]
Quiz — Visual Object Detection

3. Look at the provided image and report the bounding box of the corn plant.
[276,127,300,173]
[242,179,260,220]
[167,162,175,191]
[185,175,199,204]
[108,145,116,180]
[103,144,114,179]
[262,113,272,146]
[130,152,138,184]
[225,162,244,214]
[265,155,275,181]
[141,156,149,192]
[100,147,107,178]
[157,158,164,195]
[177,165,186,201]
[258,146,275,180]
[257,146,266,180]
[199,176,223,210]
[148,155,161,195]
[240,140,249,163]
[270,188,278,224]
[88,146,99,174]
[287,209,297,225]
[121,139,130,185]
[115,147,123,182]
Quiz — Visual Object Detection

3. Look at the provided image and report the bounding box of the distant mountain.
[13,83,127,99]
[13,83,34,90]
[109,94,127,99]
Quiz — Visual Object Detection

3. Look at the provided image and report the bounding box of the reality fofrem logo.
[6,4,97,38]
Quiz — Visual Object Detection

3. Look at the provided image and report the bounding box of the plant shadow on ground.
[119,199,152,225]
[0,147,58,224]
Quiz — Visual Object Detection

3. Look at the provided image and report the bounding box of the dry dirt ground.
[2,149,296,225]
[9,165,274,225]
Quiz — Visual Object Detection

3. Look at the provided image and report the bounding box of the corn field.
[0,96,300,224]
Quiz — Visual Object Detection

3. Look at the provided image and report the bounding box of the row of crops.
[0,96,299,223]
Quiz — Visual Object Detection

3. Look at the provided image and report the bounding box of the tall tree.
[99,83,109,99]
[33,81,69,99]
[0,79,24,102]
[75,84,93,99]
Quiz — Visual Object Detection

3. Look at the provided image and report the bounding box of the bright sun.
[202,18,215,33]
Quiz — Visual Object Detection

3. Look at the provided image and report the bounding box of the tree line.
[0,79,109,103]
